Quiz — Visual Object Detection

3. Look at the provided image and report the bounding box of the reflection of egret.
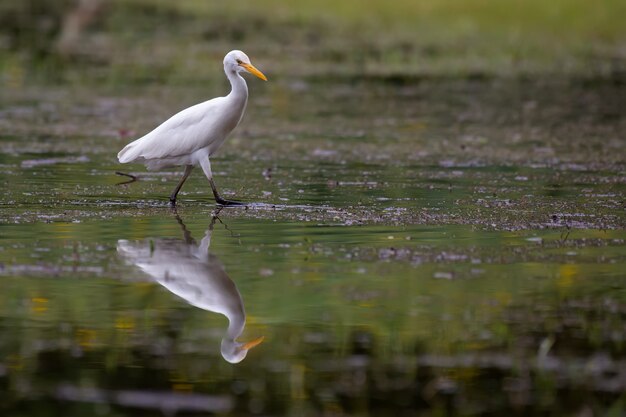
[117,214,263,363]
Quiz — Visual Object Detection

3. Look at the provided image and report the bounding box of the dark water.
[0,79,625,416]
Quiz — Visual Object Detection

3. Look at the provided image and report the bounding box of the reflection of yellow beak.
[239,62,268,81]
[242,336,265,350]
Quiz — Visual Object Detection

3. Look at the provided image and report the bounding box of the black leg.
[115,171,138,185]
[209,178,244,206]
[169,165,194,205]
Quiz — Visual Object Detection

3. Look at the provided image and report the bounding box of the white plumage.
[117,216,264,364]
[117,50,267,205]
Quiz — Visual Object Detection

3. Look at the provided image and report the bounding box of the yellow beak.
[242,336,265,350]
[240,62,268,81]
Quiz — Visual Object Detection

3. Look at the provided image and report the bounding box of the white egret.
[117,50,268,206]
[117,215,264,363]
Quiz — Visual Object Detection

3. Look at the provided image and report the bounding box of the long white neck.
[224,306,246,341]
[225,68,249,104]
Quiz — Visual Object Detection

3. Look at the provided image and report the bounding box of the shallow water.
[0,79,625,415]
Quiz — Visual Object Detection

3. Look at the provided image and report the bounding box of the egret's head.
[224,50,268,81]
[221,336,265,364]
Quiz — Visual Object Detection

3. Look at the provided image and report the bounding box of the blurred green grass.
[1,0,625,85]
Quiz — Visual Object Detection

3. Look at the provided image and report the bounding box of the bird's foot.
[215,196,245,206]
[115,171,138,186]
[169,197,177,207]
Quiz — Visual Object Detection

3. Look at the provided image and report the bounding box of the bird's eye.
[236,59,242,65]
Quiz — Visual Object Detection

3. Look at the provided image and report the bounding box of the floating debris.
[21,156,90,168]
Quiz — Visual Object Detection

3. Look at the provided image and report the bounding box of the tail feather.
[118,140,143,163]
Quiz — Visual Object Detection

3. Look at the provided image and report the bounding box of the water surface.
[0,79,625,415]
